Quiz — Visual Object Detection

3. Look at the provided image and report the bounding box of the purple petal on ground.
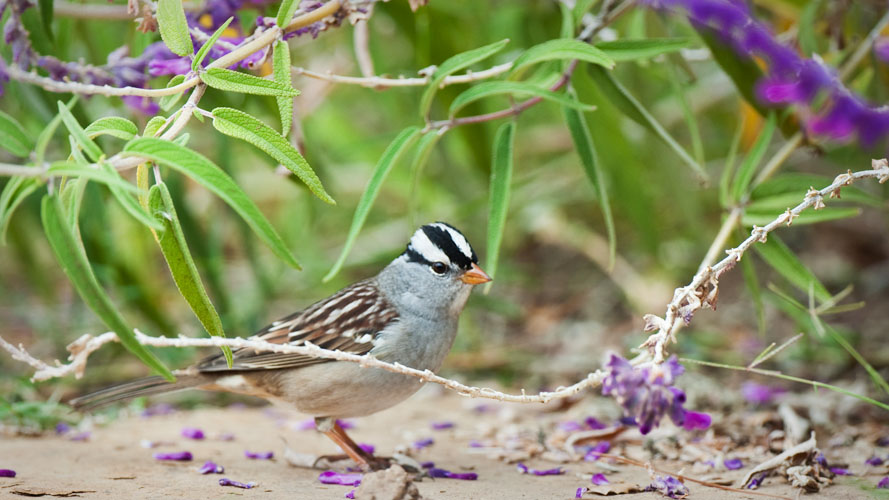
[431,421,455,430]
[866,456,884,466]
[69,431,91,441]
[414,438,434,449]
[318,470,363,486]
[421,461,435,469]
[747,472,767,489]
[427,468,478,480]
[0,469,15,478]
[532,467,564,476]
[219,478,256,489]
[877,437,889,446]
[878,477,889,489]
[682,411,712,430]
[815,453,828,466]
[591,473,609,485]
[830,467,852,476]
[468,440,484,448]
[244,450,273,460]
[584,441,610,461]
[358,443,375,455]
[740,382,785,405]
[198,461,224,474]
[181,427,205,440]
[724,458,743,470]
[153,451,193,461]
[559,421,584,432]
[516,463,529,474]
[576,486,586,498]
[294,419,317,430]
[472,403,493,413]
[55,422,71,434]
[337,419,355,429]
[584,417,607,430]
[645,475,689,498]
[345,490,356,499]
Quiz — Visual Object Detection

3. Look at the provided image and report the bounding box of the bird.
[70,222,491,470]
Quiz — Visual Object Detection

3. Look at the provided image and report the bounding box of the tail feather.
[69,375,208,412]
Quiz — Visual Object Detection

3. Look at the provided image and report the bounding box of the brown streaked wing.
[196,280,398,372]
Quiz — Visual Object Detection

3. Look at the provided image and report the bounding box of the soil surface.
[0,386,883,499]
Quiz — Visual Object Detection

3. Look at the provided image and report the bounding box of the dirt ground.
[0,385,883,499]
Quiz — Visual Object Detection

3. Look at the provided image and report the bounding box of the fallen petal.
[0,469,15,478]
[153,451,192,461]
[244,450,274,460]
[319,470,363,486]
[591,473,609,485]
[219,478,256,489]
[198,461,224,474]
[181,427,205,440]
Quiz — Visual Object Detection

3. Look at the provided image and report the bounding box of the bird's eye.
[431,262,448,275]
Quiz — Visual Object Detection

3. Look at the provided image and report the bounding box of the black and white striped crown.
[403,222,478,270]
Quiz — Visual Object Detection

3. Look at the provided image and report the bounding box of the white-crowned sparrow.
[71,222,490,468]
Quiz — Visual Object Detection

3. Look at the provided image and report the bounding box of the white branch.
[641,160,889,362]
[292,62,513,89]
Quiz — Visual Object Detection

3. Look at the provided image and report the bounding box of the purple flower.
[740,382,785,405]
[591,473,609,485]
[181,427,205,440]
[358,443,375,455]
[866,456,884,466]
[645,475,689,499]
[427,467,478,480]
[830,467,852,476]
[0,469,15,478]
[414,438,434,449]
[431,421,455,430]
[198,461,224,474]
[878,477,889,489]
[747,472,767,489]
[345,490,355,499]
[154,451,193,461]
[584,417,607,430]
[219,478,256,489]
[318,471,363,486]
[583,441,610,461]
[516,463,564,476]
[602,355,710,435]
[575,486,586,498]
[244,450,273,459]
[723,458,743,470]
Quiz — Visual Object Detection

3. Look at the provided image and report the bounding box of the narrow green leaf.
[60,175,88,232]
[559,2,573,39]
[144,116,168,137]
[718,116,745,209]
[573,0,596,27]
[57,101,102,162]
[0,177,41,244]
[731,113,776,202]
[122,137,300,269]
[149,181,232,367]
[40,194,174,380]
[276,0,299,28]
[824,324,889,396]
[47,162,141,194]
[201,68,300,97]
[324,127,422,281]
[193,17,233,71]
[160,75,187,111]
[156,0,193,56]
[798,0,823,57]
[586,66,706,179]
[755,235,830,303]
[594,38,690,62]
[0,110,33,158]
[485,122,515,292]
[743,207,861,227]
[510,39,615,79]
[668,64,704,167]
[99,162,164,230]
[210,107,333,204]
[273,41,293,136]
[84,117,138,141]
[739,238,765,334]
[449,81,594,118]
[36,97,76,165]
[38,0,54,42]
[562,97,616,269]
[419,39,510,118]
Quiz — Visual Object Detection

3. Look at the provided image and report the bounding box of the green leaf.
[159,75,187,111]
[586,66,706,180]
[751,173,882,207]
[573,0,596,27]
[594,38,690,62]
[148,181,232,367]
[46,162,141,194]
[449,81,594,118]
[742,207,861,227]
[559,2,573,39]
[84,117,138,141]
[0,110,34,158]
[324,127,422,281]
[36,97,76,165]
[193,17,233,71]
[739,238,765,334]
[156,0,193,57]
[563,98,616,269]
[40,194,174,380]
[273,41,293,136]
[755,235,830,303]
[276,0,299,27]
[731,113,776,202]
[485,122,515,291]
[201,68,300,97]
[0,177,41,244]
[210,107,333,204]
[144,116,167,137]
[38,0,54,42]
[99,162,164,230]
[824,324,889,396]
[718,117,745,209]
[510,39,615,78]
[122,137,300,268]
[798,0,823,57]
[57,101,102,162]
[419,39,510,118]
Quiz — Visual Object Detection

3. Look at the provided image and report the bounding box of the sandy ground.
[0,386,881,499]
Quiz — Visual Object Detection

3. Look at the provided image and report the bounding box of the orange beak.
[460,262,492,285]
